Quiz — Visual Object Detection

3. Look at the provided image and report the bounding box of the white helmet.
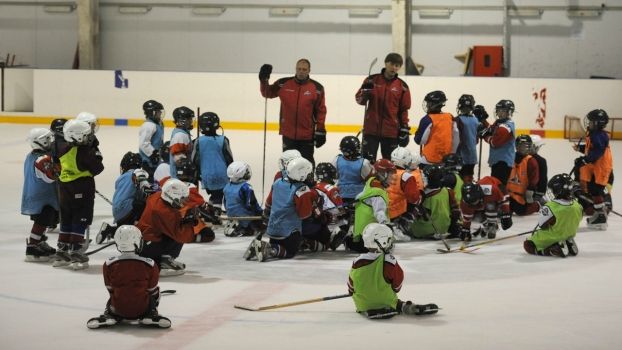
[362,223,395,252]
[227,161,252,182]
[286,157,313,182]
[76,111,99,133]
[115,225,143,253]
[28,128,54,151]
[63,119,93,144]
[391,147,413,169]
[530,135,545,154]
[161,178,190,208]
[279,149,302,172]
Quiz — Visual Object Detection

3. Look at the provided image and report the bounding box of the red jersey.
[103,254,159,319]
[460,176,510,229]
[137,192,196,243]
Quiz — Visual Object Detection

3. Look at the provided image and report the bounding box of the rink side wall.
[1,69,621,138]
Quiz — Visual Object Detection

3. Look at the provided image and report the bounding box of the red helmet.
[373,159,397,187]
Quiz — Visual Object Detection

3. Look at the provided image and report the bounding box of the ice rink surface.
[1,124,622,350]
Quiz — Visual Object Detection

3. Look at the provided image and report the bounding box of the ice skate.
[544,242,567,258]
[328,228,348,250]
[96,222,116,244]
[223,221,238,237]
[139,311,171,329]
[25,239,56,262]
[69,243,90,270]
[586,211,608,230]
[86,314,118,329]
[243,239,258,260]
[401,301,439,316]
[160,255,185,276]
[566,237,579,256]
[52,243,72,268]
[254,240,275,262]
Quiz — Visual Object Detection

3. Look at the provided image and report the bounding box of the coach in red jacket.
[259,59,327,166]
[355,53,411,162]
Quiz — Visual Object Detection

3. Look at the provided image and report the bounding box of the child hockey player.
[347,223,438,319]
[455,94,479,183]
[22,128,59,261]
[530,135,548,202]
[574,109,613,230]
[334,136,373,205]
[87,225,170,329]
[346,159,396,252]
[76,112,102,159]
[138,100,165,178]
[153,141,171,185]
[460,176,512,241]
[54,119,104,270]
[387,147,422,238]
[194,112,233,211]
[169,106,195,179]
[507,135,541,216]
[413,90,459,167]
[441,153,464,203]
[245,157,316,262]
[409,165,461,239]
[313,162,349,250]
[524,174,582,257]
[97,152,154,244]
[479,100,516,186]
[137,179,196,276]
[223,161,264,237]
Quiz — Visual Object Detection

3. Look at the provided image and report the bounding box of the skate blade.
[139,318,171,328]
[587,223,608,230]
[52,260,72,268]
[159,269,185,277]
[25,255,51,263]
[70,262,89,270]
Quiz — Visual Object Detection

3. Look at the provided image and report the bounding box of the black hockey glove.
[259,64,272,81]
[181,208,199,226]
[473,105,489,123]
[477,124,493,139]
[500,212,513,230]
[314,130,327,148]
[398,126,410,147]
[361,81,374,93]
[460,227,472,242]
[197,204,219,224]
[574,156,587,169]
[149,149,160,164]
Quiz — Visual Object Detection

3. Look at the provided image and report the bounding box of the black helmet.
[175,158,197,183]
[159,141,170,163]
[423,90,447,113]
[143,100,164,121]
[50,118,68,135]
[515,134,533,156]
[120,152,142,173]
[461,183,485,205]
[340,136,361,159]
[442,153,463,172]
[585,109,609,130]
[315,162,337,184]
[423,164,445,188]
[495,99,515,119]
[198,112,220,135]
[547,173,575,199]
[172,106,195,130]
[457,94,475,113]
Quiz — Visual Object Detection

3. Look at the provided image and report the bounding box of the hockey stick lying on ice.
[234,293,351,312]
[456,225,539,252]
[575,193,622,218]
[218,215,262,221]
[86,242,115,256]
[161,290,176,295]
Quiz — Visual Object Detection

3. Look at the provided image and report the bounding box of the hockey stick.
[85,241,115,256]
[95,189,113,205]
[457,225,539,251]
[477,137,483,181]
[261,83,268,203]
[219,215,262,221]
[428,218,451,252]
[161,289,176,295]
[576,193,622,218]
[234,293,350,312]
[359,58,377,159]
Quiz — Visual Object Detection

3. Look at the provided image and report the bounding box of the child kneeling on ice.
[347,223,438,319]
[524,174,582,257]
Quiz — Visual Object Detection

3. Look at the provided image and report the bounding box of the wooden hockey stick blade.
[85,242,115,256]
[233,304,261,311]
[161,289,176,295]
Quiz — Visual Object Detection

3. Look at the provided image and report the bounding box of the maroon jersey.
[103,254,160,319]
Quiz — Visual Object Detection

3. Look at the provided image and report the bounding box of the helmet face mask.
[515,135,533,156]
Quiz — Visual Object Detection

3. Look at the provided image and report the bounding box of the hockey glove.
[477,124,493,139]
[460,227,472,242]
[181,208,199,226]
[500,212,513,230]
[314,130,327,148]
[413,204,430,221]
[149,150,160,164]
[473,105,489,123]
[197,204,219,224]
[398,126,410,147]
[361,82,374,93]
[259,64,273,81]
[574,156,587,169]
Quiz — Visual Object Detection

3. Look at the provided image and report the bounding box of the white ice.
[1,124,622,350]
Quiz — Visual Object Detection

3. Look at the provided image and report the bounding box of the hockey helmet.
[339,136,361,159]
[286,157,313,183]
[442,153,463,172]
[161,179,190,208]
[120,152,142,173]
[422,164,445,189]
[515,134,533,156]
[495,100,515,119]
[198,112,220,135]
[76,112,99,134]
[391,147,413,169]
[423,90,447,113]
[63,119,93,145]
[28,128,54,151]
[362,223,395,252]
[373,159,397,187]
[279,149,302,173]
[115,225,143,253]
[172,106,195,130]
[227,161,252,183]
[461,183,485,206]
[585,109,609,131]
[143,100,164,122]
[457,94,475,114]
[315,162,337,183]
